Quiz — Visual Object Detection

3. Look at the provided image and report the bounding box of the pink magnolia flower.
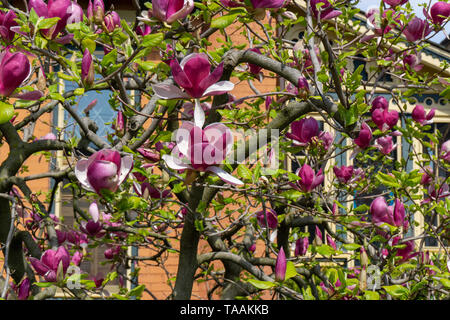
[104,11,121,32]
[370,96,389,112]
[426,2,450,25]
[248,47,263,75]
[136,23,151,36]
[81,48,94,87]
[291,164,324,193]
[162,121,243,185]
[28,0,72,40]
[295,237,309,256]
[327,234,337,250]
[275,247,287,282]
[375,135,397,155]
[92,0,105,24]
[80,202,105,237]
[0,49,30,98]
[370,197,408,231]
[286,117,320,146]
[132,172,172,199]
[310,0,342,20]
[419,166,433,185]
[153,53,234,127]
[441,140,450,163]
[67,0,84,24]
[403,52,423,72]
[151,0,194,24]
[371,100,399,131]
[74,149,134,195]
[16,278,31,300]
[391,236,418,263]
[256,208,278,229]
[383,0,408,6]
[251,0,286,9]
[0,10,18,43]
[366,8,398,36]
[333,165,354,184]
[29,246,71,282]
[353,122,372,150]
[182,101,211,119]
[403,17,432,42]
[412,104,435,125]
[154,53,234,100]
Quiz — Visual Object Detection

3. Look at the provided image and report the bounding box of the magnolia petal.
[207,166,243,185]
[204,122,233,154]
[117,154,134,186]
[162,154,191,170]
[152,83,190,100]
[12,90,44,100]
[88,202,100,223]
[74,159,95,192]
[202,81,234,96]
[194,99,205,128]
[176,121,195,157]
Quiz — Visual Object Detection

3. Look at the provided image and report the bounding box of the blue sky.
[355,0,449,44]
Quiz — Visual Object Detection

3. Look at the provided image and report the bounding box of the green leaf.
[37,17,60,30]
[382,285,409,299]
[285,261,298,280]
[101,49,117,67]
[363,290,380,300]
[142,33,164,48]
[237,164,252,181]
[439,278,450,289]
[0,101,14,124]
[73,88,85,96]
[316,244,336,256]
[376,172,401,188]
[128,284,146,299]
[211,13,241,29]
[247,279,276,290]
[342,243,361,251]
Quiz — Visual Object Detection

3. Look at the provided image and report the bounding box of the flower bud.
[275,247,287,282]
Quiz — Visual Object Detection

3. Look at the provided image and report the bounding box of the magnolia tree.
[0,0,449,300]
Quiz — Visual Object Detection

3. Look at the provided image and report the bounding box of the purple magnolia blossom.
[248,47,263,75]
[0,10,18,43]
[256,208,278,229]
[366,8,397,36]
[0,48,43,100]
[419,166,433,185]
[182,101,211,119]
[74,149,134,195]
[427,1,450,25]
[16,278,31,300]
[132,172,172,199]
[104,11,121,32]
[67,0,84,24]
[137,148,160,162]
[412,104,435,125]
[310,0,342,20]
[295,237,309,256]
[371,102,399,131]
[29,0,72,39]
[29,246,71,282]
[441,140,450,163]
[81,48,94,86]
[151,0,194,24]
[403,52,423,72]
[92,0,104,24]
[0,49,30,97]
[326,234,337,250]
[153,53,234,100]
[383,0,408,6]
[375,135,396,155]
[153,53,234,128]
[136,23,151,36]
[314,226,323,246]
[353,122,372,150]
[286,117,320,146]
[370,197,408,232]
[251,0,286,9]
[162,121,243,185]
[370,96,389,112]
[333,165,354,184]
[403,17,432,42]
[80,202,105,237]
[391,236,418,263]
[275,247,287,282]
[291,164,324,193]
